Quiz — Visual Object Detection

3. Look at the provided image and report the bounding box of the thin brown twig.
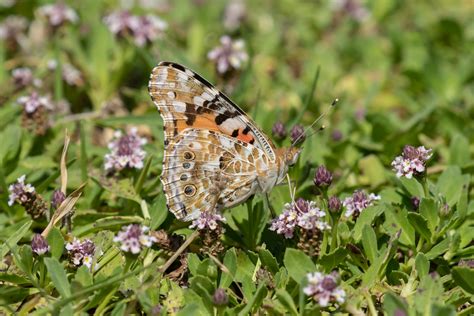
[158,230,199,274]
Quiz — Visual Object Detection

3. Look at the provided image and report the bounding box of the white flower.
[113,224,157,254]
[304,272,346,307]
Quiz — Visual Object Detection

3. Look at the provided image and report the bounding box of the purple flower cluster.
[290,124,305,144]
[0,15,27,43]
[104,128,147,172]
[223,0,246,31]
[37,3,78,28]
[270,198,330,239]
[272,121,287,140]
[314,165,333,188]
[31,234,50,255]
[304,272,346,307]
[103,11,167,47]
[331,0,370,22]
[391,145,432,179]
[17,92,53,114]
[190,212,226,231]
[12,67,34,88]
[66,238,96,269]
[113,224,157,254]
[8,175,35,206]
[207,35,248,74]
[343,190,380,218]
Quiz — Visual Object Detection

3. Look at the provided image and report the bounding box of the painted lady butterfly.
[148,62,301,221]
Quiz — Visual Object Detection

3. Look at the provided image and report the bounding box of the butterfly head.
[284,146,302,167]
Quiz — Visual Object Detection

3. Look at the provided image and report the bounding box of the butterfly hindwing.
[148,61,277,161]
[161,129,264,221]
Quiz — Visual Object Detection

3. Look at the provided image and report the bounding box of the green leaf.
[275,289,298,316]
[437,166,464,206]
[0,124,21,164]
[187,253,201,276]
[419,199,438,234]
[353,204,385,241]
[399,177,425,198]
[0,220,32,259]
[258,248,279,275]
[283,248,315,284]
[238,284,267,316]
[451,267,474,294]
[407,213,431,240]
[219,248,237,288]
[44,257,71,298]
[318,248,349,272]
[425,239,449,260]
[415,253,429,278]
[149,195,168,230]
[384,207,415,246]
[361,224,378,263]
[449,133,470,166]
[431,304,456,316]
[46,228,65,260]
[382,292,409,316]
[92,175,141,204]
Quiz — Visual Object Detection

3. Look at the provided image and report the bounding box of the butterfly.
[148,62,301,221]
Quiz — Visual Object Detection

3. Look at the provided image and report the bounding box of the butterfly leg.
[264,193,276,218]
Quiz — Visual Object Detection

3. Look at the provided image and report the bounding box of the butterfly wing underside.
[148,62,276,221]
[161,129,263,221]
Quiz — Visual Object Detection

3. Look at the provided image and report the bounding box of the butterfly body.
[149,62,300,221]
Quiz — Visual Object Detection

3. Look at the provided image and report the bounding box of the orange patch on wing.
[237,130,254,143]
[176,113,220,132]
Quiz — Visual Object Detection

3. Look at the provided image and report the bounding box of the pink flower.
[391,145,432,179]
[190,212,226,231]
[104,128,147,172]
[208,36,248,74]
[113,224,157,254]
[304,272,346,307]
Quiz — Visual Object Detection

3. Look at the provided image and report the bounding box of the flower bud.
[51,189,66,209]
[313,165,333,188]
[271,121,287,140]
[328,196,342,213]
[31,234,49,255]
[212,288,229,306]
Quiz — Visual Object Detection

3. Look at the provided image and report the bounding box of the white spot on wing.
[220,118,245,133]
[193,96,205,106]
[173,101,186,113]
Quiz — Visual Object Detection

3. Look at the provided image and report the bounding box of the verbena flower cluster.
[190,212,226,231]
[270,198,330,239]
[37,3,78,28]
[31,234,50,255]
[17,92,53,114]
[104,10,167,47]
[8,175,35,206]
[208,35,248,74]
[66,238,96,269]
[113,224,157,254]
[343,190,380,218]
[104,128,147,172]
[391,145,432,179]
[304,272,346,307]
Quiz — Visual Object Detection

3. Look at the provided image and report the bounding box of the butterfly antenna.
[290,98,339,147]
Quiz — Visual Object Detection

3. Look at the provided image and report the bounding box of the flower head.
[104,128,147,172]
[270,198,329,239]
[331,0,370,22]
[37,3,78,28]
[190,212,226,231]
[272,121,287,140]
[343,190,380,218]
[212,288,229,306]
[411,196,420,211]
[51,190,66,209]
[17,91,53,114]
[66,238,96,268]
[304,272,346,307]
[313,165,333,188]
[208,35,248,74]
[328,196,342,213]
[290,124,305,144]
[113,224,157,254]
[103,10,135,36]
[0,15,28,43]
[8,175,35,206]
[391,145,432,179]
[12,67,34,88]
[223,0,246,31]
[104,11,167,47]
[31,234,50,255]
[129,15,167,47]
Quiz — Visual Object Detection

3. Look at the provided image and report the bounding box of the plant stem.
[54,35,63,102]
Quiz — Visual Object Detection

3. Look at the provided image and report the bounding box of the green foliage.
[0,0,473,314]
